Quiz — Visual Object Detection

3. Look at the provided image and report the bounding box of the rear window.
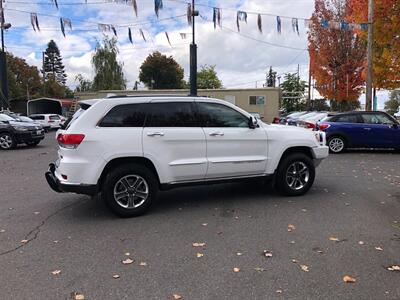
[99,104,147,127]
[146,102,198,127]
[334,114,359,123]
[30,115,45,120]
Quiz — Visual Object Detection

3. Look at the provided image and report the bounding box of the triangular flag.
[111,25,117,36]
[60,18,65,37]
[128,28,133,44]
[276,16,281,34]
[257,14,262,33]
[180,33,187,39]
[155,0,163,18]
[139,28,146,42]
[30,13,40,32]
[53,0,59,10]
[165,32,171,46]
[187,3,192,25]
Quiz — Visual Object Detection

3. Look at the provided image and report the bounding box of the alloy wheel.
[329,137,344,153]
[285,161,310,190]
[0,134,13,149]
[113,175,149,209]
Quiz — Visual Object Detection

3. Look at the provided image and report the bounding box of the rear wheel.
[103,164,158,217]
[0,133,16,150]
[275,153,315,196]
[328,136,346,153]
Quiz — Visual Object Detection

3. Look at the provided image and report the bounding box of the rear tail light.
[272,117,280,124]
[306,122,316,129]
[318,123,331,131]
[57,133,85,149]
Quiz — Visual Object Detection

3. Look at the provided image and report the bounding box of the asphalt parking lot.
[0,133,399,300]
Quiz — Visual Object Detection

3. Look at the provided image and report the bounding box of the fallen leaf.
[71,292,85,300]
[51,270,61,276]
[358,241,365,245]
[375,246,383,251]
[236,252,243,256]
[234,216,239,220]
[0,229,5,233]
[254,267,265,272]
[34,212,40,215]
[291,259,298,263]
[300,265,309,272]
[173,294,182,300]
[276,289,283,294]
[289,240,296,244]
[139,262,147,266]
[301,209,307,212]
[263,250,273,258]
[233,267,240,273]
[387,265,400,271]
[192,242,206,247]
[53,240,59,243]
[112,274,120,279]
[287,224,296,232]
[202,223,208,226]
[122,258,134,265]
[329,236,340,242]
[196,253,204,258]
[343,275,356,283]
[20,239,28,244]
[125,252,130,256]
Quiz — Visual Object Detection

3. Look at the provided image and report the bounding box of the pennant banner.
[165,31,171,46]
[276,16,281,34]
[139,28,146,42]
[133,0,138,17]
[60,18,72,37]
[128,27,133,44]
[52,0,59,10]
[111,25,117,36]
[154,0,163,18]
[30,13,40,32]
[292,18,299,34]
[187,3,192,25]
[321,19,368,31]
[212,8,221,29]
[257,14,262,33]
[98,23,111,32]
[180,32,187,39]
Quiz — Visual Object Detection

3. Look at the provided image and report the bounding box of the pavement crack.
[0,201,84,257]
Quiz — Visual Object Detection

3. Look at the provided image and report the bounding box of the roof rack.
[106,94,194,99]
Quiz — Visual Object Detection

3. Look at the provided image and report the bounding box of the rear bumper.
[45,163,98,196]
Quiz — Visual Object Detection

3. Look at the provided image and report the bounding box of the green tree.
[43,40,67,85]
[92,37,126,91]
[44,77,66,98]
[6,52,42,102]
[384,90,400,116]
[74,74,92,92]
[266,66,277,87]
[197,65,222,89]
[311,98,330,111]
[280,73,307,113]
[139,51,184,89]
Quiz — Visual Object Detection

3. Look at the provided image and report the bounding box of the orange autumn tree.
[348,0,400,89]
[308,0,366,110]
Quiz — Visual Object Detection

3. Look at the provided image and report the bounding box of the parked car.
[298,112,328,129]
[45,96,329,217]
[280,111,309,125]
[317,111,400,153]
[287,112,323,126]
[6,114,51,132]
[29,114,62,129]
[0,113,45,149]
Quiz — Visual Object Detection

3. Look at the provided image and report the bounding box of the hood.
[9,121,42,130]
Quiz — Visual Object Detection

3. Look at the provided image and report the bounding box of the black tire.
[275,153,315,196]
[26,141,40,146]
[102,164,158,217]
[0,132,16,150]
[327,136,346,154]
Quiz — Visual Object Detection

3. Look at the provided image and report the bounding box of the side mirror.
[249,116,258,129]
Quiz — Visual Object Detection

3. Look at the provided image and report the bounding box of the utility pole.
[42,51,46,96]
[189,0,199,96]
[0,0,10,108]
[307,58,312,110]
[365,0,374,111]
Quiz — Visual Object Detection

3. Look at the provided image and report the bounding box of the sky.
[3,0,389,108]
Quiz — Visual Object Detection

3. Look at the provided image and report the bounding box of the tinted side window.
[99,104,147,127]
[197,102,249,128]
[50,115,61,120]
[146,102,197,127]
[31,116,44,120]
[335,114,359,123]
[361,113,393,124]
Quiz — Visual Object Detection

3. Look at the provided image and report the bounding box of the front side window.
[361,113,393,125]
[99,104,147,127]
[197,102,249,128]
[335,114,359,123]
[146,102,197,127]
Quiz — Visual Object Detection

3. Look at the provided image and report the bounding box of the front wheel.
[275,153,315,196]
[0,133,16,150]
[102,164,158,217]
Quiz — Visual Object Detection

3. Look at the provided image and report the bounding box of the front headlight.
[12,125,29,131]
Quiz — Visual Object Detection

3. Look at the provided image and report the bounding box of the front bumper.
[15,130,45,143]
[45,163,98,196]
[312,146,329,167]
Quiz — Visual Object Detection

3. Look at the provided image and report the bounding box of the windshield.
[18,116,34,122]
[0,114,16,122]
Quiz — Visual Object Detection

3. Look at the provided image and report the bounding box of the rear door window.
[335,114,359,123]
[145,102,198,127]
[99,104,147,127]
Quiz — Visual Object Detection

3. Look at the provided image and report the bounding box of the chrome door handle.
[209,132,224,136]
[147,132,164,137]
[363,128,372,130]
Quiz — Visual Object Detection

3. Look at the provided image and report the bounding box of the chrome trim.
[147,132,165,137]
[167,173,270,185]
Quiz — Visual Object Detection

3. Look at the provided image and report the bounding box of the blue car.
[318,111,400,153]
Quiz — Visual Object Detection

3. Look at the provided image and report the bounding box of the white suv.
[45,96,329,217]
